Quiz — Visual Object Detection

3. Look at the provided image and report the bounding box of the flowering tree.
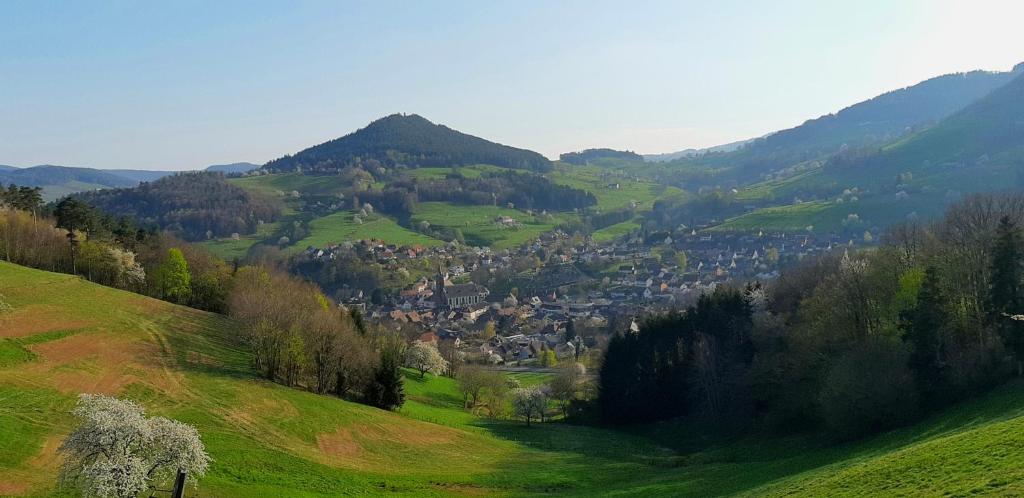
[511,386,549,426]
[405,340,448,378]
[59,394,210,498]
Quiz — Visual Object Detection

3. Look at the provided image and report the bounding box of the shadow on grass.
[465,380,1024,497]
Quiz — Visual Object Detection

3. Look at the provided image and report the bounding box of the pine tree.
[989,215,1024,375]
[564,319,577,343]
[903,266,947,398]
[369,352,405,410]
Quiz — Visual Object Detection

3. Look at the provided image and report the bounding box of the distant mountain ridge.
[712,65,1024,233]
[666,67,1022,184]
[263,113,552,173]
[643,138,756,162]
[0,162,260,199]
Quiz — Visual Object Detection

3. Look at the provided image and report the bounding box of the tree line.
[600,193,1024,439]
[227,265,402,409]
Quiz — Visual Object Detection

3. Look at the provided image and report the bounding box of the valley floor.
[3,261,1024,497]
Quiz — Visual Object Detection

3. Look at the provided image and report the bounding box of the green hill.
[721,69,1024,232]
[666,67,1020,184]
[263,114,552,174]
[7,260,1024,496]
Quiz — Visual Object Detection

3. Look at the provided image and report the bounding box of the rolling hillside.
[663,66,1021,186]
[719,68,1024,232]
[6,261,1024,496]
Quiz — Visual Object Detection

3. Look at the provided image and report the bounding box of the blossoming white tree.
[511,386,549,426]
[59,394,210,498]
[405,340,448,378]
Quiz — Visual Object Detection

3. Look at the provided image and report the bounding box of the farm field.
[548,164,685,212]
[592,217,642,242]
[5,261,1024,496]
[230,173,351,198]
[411,202,576,249]
[288,211,444,252]
[196,220,284,261]
[402,164,514,180]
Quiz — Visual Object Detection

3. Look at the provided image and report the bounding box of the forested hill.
[560,148,644,165]
[76,172,283,241]
[263,113,552,173]
[845,67,1024,176]
[668,67,1021,182]
[791,67,1024,196]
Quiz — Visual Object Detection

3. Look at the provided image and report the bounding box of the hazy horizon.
[2,0,1022,170]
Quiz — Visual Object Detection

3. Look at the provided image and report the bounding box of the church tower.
[435,265,449,310]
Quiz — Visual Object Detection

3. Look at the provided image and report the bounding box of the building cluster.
[312,227,863,366]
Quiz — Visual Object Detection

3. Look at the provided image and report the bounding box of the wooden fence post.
[171,469,187,498]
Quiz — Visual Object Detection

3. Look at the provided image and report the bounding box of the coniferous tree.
[368,351,405,410]
[989,215,1024,374]
[903,266,948,399]
[564,319,577,343]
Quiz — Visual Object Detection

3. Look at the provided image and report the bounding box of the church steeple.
[435,264,449,309]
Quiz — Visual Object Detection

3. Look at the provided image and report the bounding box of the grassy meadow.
[288,211,444,252]
[548,164,685,212]
[5,261,1024,496]
[410,202,575,249]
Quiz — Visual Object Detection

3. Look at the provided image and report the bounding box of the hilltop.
[264,114,552,174]
[5,260,1024,496]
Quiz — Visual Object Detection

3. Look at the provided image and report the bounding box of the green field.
[290,211,444,251]
[549,164,685,212]
[402,164,514,180]
[230,173,351,198]
[711,201,836,232]
[196,220,284,260]
[411,202,576,249]
[592,217,642,242]
[6,261,1024,496]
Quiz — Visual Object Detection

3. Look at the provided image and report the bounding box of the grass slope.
[7,261,1024,496]
[548,164,685,212]
[411,202,575,249]
[289,211,443,251]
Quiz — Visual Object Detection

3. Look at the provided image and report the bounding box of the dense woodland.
[601,193,1024,438]
[264,114,552,174]
[77,172,283,241]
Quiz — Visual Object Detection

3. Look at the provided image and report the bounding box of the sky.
[1,0,1022,170]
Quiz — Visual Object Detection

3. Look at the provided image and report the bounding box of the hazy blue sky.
[1,0,1022,170]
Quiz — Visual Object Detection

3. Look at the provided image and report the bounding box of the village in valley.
[295,224,867,368]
